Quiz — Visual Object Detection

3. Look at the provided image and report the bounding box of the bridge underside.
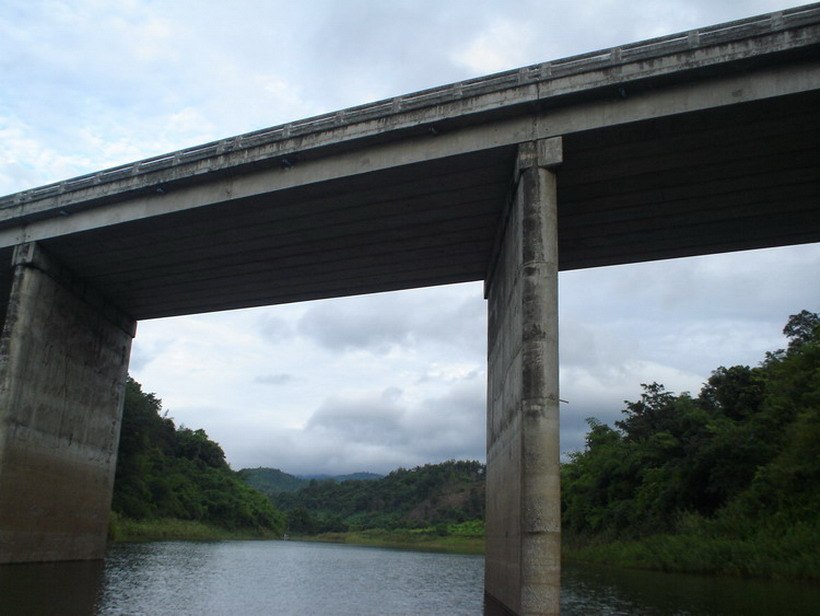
[1,89,819,322]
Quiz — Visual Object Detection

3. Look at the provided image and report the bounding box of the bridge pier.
[0,242,134,563]
[485,138,562,616]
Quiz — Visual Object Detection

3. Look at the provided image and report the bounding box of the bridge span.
[1,4,819,615]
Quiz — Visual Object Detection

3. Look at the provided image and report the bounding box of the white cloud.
[452,19,538,74]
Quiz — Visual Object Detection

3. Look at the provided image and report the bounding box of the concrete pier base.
[485,139,561,616]
[0,243,134,563]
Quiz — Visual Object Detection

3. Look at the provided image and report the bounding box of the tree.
[175,427,228,469]
[562,309,820,543]
[111,377,285,534]
[264,460,486,533]
[615,382,677,442]
[783,309,820,353]
[699,365,764,420]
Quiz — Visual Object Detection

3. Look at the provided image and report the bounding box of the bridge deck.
[1,4,819,320]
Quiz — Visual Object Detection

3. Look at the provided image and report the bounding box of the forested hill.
[303,472,384,482]
[111,378,284,535]
[239,467,382,494]
[562,310,820,580]
[255,460,486,535]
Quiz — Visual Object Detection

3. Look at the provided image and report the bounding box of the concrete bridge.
[1,4,819,615]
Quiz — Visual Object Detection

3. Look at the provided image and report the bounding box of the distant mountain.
[239,467,382,495]
[268,460,486,534]
[239,467,307,494]
[299,472,383,482]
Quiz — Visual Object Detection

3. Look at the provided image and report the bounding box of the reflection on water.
[97,541,483,615]
[562,561,820,616]
[0,541,817,615]
[0,559,105,616]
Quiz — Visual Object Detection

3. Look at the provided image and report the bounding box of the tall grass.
[109,513,279,542]
[564,513,820,581]
[303,528,485,555]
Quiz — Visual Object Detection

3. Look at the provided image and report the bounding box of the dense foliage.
[239,467,310,494]
[258,460,485,535]
[239,467,382,494]
[561,310,820,578]
[112,378,285,534]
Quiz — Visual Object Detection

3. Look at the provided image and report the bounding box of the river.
[1,540,817,615]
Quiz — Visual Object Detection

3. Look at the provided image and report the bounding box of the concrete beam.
[0,118,536,249]
[1,56,817,251]
[486,139,561,615]
[0,243,134,563]
[2,4,817,228]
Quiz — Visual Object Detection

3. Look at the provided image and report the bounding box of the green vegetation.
[108,513,280,542]
[562,310,820,581]
[306,472,385,482]
[111,378,285,540]
[239,467,312,493]
[306,526,485,554]
[253,460,485,538]
[239,467,382,494]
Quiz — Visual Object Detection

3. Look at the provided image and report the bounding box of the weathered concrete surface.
[0,243,134,563]
[486,140,561,615]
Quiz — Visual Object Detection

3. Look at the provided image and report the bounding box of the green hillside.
[562,310,820,580]
[307,472,384,482]
[258,460,485,535]
[239,468,383,495]
[239,467,309,494]
[111,378,285,538]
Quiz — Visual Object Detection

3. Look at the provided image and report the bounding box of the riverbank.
[109,517,818,584]
[108,515,279,542]
[564,519,820,582]
[295,529,485,555]
[108,515,484,553]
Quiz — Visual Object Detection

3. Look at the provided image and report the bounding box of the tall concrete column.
[0,242,135,563]
[485,138,561,616]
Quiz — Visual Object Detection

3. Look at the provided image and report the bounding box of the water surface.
[1,540,817,615]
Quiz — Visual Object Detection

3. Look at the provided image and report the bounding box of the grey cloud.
[559,245,820,376]
[298,285,485,356]
[416,292,487,357]
[259,315,293,344]
[127,345,154,374]
[416,367,480,385]
[297,0,791,109]
[561,246,820,325]
[292,378,486,474]
[253,373,297,386]
[127,336,174,373]
[298,298,415,354]
[559,318,632,371]
[406,381,486,462]
[306,389,407,445]
[302,1,496,100]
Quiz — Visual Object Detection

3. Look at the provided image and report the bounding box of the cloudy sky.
[2,0,818,475]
